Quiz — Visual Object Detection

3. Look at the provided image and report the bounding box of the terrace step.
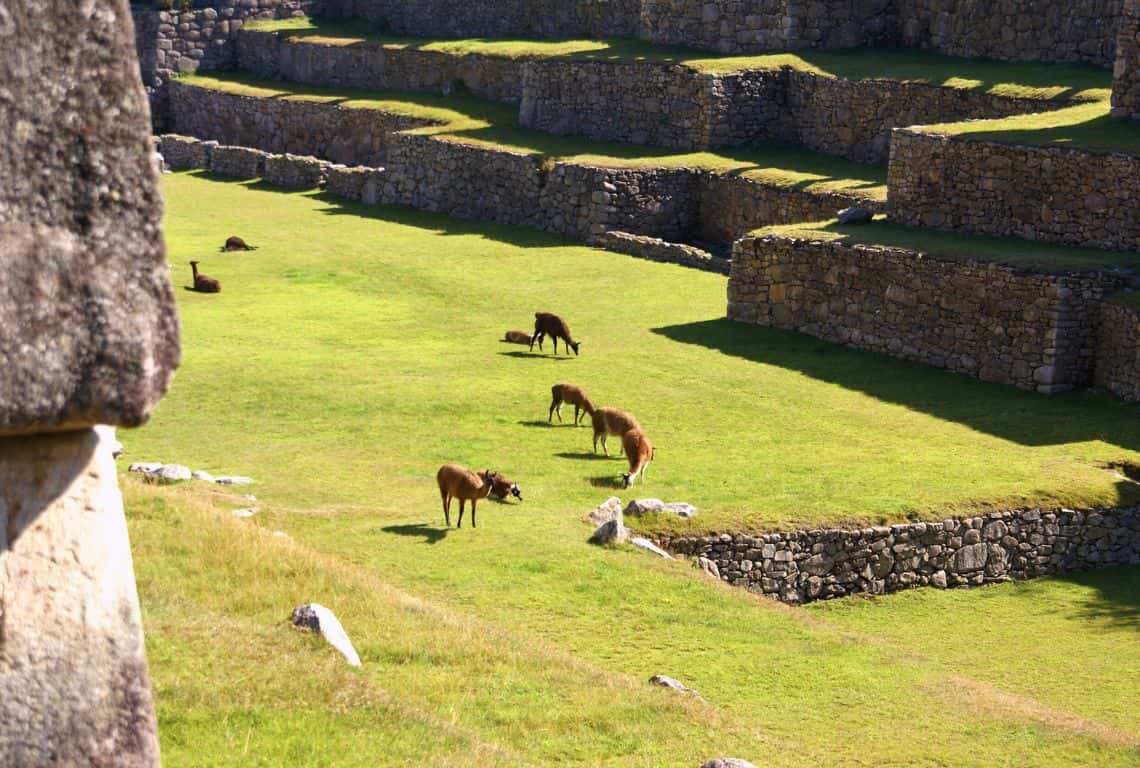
[165,75,886,246]
[236,18,1109,163]
[728,218,1140,395]
[888,117,1140,254]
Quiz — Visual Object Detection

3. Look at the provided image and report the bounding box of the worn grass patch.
[246,17,1109,101]
[179,72,886,197]
[754,218,1140,273]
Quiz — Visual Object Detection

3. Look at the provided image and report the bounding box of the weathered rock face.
[0,429,160,766]
[0,0,180,436]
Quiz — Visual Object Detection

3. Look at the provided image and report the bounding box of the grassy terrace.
[246,17,1110,103]
[755,218,1140,273]
[182,72,887,197]
[128,173,1140,767]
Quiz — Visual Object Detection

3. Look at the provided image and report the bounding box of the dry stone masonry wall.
[1112,0,1140,117]
[313,0,1120,62]
[237,29,1070,163]
[888,129,1140,252]
[656,507,1140,604]
[728,236,1122,392]
[896,0,1122,66]
[163,84,880,244]
[1094,300,1140,401]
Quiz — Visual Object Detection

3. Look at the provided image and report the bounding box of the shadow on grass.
[589,475,623,488]
[555,452,611,460]
[653,318,1140,451]
[517,420,558,428]
[380,523,449,544]
[1064,563,1140,630]
[498,350,574,360]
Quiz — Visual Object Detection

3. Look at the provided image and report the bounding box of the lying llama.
[221,235,257,252]
[189,261,220,293]
[504,330,533,344]
[487,471,523,502]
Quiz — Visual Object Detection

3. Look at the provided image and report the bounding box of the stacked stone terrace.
[130,0,1140,604]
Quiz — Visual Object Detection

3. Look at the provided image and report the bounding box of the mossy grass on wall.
[179,72,888,197]
[756,218,1140,273]
[918,101,1140,155]
[246,17,1110,102]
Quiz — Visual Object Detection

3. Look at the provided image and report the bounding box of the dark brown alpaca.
[189,261,220,293]
[504,330,532,344]
[530,312,580,356]
[221,235,257,252]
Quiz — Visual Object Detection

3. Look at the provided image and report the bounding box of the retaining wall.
[727,235,1122,392]
[313,0,1121,62]
[237,31,1065,162]
[1113,0,1140,117]
[888,129,1140,252]
[164,84,878,244]
[897,0,1122,67]
[1094,300,1140,401]
[655,507,1140,604]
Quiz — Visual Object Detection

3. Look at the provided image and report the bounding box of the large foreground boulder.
[0,429,160,766]
[0,0,180,436]
[292,603,363,667]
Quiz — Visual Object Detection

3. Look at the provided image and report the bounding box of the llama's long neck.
[190,263,199,279]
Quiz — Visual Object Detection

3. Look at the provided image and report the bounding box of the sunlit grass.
[126,174,1140,767]
[754,218,1140,272]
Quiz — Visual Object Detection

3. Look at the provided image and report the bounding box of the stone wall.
[697,173,885,245]
[131,0,318,92]
[237,30,1065,163]
[1112,0,1140,117]
[320,0,640,38]
[897,0,1122,66]
[164,85,879,244]
[1093,300,1140,401]
[238,29,525,103]
[654,506,1140,604]
[167,79,424,166]
[312,0,1121,63]
[728,235,1121,392]
[592,231,729,274]
[888,129,1140,252]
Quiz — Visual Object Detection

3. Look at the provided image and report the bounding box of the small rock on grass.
[192,469,215,482]
[700,759,757,768]
[231,506,259,518]
[589,516,629,545]
[837,206,874,225]
[630,537,674,559]
[153,464,191,483]
[215,475,253,485]
[624,499,698,518]
[589,496,623,526]
[649,674,701,698]
[292,603,361,667]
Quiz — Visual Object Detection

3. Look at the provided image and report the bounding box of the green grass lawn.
[246,17,1109,102]
[180,73,887,198]
[918,100,1140,155]
[754,218,1140,273]
[126,173,1140,766]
